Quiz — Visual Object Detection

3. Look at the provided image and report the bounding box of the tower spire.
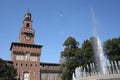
[24,10,32,21]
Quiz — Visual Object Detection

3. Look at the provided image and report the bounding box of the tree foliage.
[80,39,94,66]
[63,36,79,48]
[104,37,120,61]
[60,36,80,80]
[0,58,17,80]
[60,37,94,80]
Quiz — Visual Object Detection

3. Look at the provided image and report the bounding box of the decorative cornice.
[10,42,43,50]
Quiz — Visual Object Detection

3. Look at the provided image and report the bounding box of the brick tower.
[10,12,42,80]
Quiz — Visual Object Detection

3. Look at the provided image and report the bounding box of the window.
[21,63,22,66]
[26,23,29,27]
[35,64,37,67]
[16,63,18,66]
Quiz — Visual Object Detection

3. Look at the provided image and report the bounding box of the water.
[91,7,108,75]
[93,37,108,75]
[72,60,120,80]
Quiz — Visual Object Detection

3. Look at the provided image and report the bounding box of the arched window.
[23,71,30,80]
[26,23,29,27]
[25,52,30,61]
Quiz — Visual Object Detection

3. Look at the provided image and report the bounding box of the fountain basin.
[78,74,120,80]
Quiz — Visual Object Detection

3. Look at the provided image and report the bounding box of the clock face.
[25,34,31,41]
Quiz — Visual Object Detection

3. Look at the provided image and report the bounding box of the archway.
[23,71,30,80]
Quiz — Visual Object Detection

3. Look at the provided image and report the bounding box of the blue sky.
[0,0,120,63]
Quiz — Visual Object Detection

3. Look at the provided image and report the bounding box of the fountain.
[72,61,120,80]
[93,36,108,75]
[72,8,120,80]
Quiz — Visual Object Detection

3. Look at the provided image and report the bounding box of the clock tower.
[19,12,34,44]
[10,12,42,80]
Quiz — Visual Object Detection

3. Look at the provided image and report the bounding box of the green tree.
[0,58,17,80]
[104,37,120,61]
[60,36,80,80]
[80,39,94,67]
[60,37,97,80]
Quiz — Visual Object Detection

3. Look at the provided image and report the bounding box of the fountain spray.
[91,8,108,75]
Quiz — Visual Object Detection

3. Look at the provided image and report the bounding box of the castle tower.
[10,12,42,80]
